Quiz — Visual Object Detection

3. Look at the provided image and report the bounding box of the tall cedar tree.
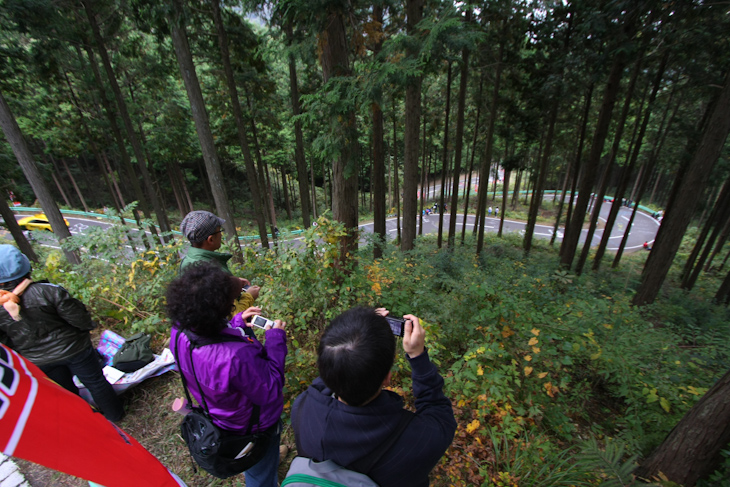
[169,0,243,259]
[210,0,270,249]
[0,89,80,265]
[401,0,424,251]
[284,22,312,229]
[634,72,730,305]
[83,1,171,240]
[371,6,387,259]
[318,6,359,260]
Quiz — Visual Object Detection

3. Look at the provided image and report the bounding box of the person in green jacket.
[179,211,260,313]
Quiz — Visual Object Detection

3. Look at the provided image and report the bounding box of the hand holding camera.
[250,314,286,332]
[402,314,425,358]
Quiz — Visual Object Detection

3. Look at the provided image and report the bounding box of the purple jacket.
[171,323,287,434]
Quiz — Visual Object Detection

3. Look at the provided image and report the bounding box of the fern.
[578,437,639,487]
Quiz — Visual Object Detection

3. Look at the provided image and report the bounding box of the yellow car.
[17,214,69,232]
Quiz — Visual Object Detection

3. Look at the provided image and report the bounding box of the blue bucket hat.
[0,245,31,283]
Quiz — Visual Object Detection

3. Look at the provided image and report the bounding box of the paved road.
[6,195,659,254]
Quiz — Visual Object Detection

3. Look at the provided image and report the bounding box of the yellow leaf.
[466,419,480,434]
[524,366,533,376]
[477,366,484,376]
[659,397,671,413]
[528,337,539,346]
[532,346,541,354]
[590,350,602,360]
[524,355,532,362]
[502,326,515,338]
[531,328,540,336]
[538,372,548,379]
[602,323,613,329]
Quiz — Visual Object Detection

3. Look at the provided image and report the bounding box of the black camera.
[385,316,406,337]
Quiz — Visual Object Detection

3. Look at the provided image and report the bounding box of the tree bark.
[318,8,359,259]
[634,72,730,306]
[169,0,242,258]
[449,37,469,248]
[0,89,79,265]
[437,62,452,249]
[634,368,730,485]
[560,54,628,269]
[284,23,312,229]
[83,0,170,239]
[0,197,37,262]
[476,38,504,255]
[371,6,386,258]
[210,0,269,249]
[401,0,424,251]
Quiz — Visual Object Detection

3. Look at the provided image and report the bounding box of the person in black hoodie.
[291,307,456,487]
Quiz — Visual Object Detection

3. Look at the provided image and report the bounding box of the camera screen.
[386,317,405,337]
[252,316,269,328]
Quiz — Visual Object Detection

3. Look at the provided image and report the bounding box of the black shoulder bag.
[174,329,271,479]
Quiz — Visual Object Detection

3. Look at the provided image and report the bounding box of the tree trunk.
[211,0,269,249]
[393,104,401,244]
[419,105,427,236]
[0,90,79,265]
[524,99,559,254]
[476,38,504,255]
[281,166,292,220]
[401,0,424,251]
[0,197,37,262]
[634,368,730,485]
[462,77,483,244]
[575,53,644,274]
[84,0,170,239]
[614,88,682,267]
[681,183,730,290]
[449,37,469,248]
[437,62,453,249]
[284,23,312,229]
[318,9,359,259]
[61,159,90,212]
[372,6,386,258]
[169,0,242,257]
[560,54,628,269]
[634,72,730,306]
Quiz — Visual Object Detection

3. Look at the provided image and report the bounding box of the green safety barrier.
[9,207,306,242]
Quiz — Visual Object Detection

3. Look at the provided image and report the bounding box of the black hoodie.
[292,351,456,487]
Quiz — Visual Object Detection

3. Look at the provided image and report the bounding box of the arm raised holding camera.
[402,313,457,462]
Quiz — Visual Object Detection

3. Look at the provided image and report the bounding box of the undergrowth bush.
[17,217,730,487]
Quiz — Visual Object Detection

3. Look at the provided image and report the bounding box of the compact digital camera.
[251,315,276,329]
[385,316,406,337]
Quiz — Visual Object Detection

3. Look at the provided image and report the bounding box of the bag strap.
[292,390,414,475]
[282,473,348,487]
[173,327,260,433]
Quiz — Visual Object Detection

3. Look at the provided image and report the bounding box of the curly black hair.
[166,263,236,336]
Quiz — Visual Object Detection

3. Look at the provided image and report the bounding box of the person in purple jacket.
[166,263,287,487]
[291,307,456,487]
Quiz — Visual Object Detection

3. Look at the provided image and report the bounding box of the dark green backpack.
[111,333,154,372]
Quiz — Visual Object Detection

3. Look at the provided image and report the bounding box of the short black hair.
[166,263,235,336]
[317,307,396,406]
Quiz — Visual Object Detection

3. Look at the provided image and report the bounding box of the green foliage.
[21,218,730,486]
[578,437,639,487]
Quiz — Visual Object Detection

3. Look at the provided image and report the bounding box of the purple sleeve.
[230,328,288,406]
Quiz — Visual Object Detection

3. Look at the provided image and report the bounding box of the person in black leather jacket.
[0,245,124,421]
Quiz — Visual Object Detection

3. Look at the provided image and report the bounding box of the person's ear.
[382,371,392,388]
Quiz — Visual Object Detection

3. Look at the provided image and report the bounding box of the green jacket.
[179,247,255,313]
[179,247,233,274]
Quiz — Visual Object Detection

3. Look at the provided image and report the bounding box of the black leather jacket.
[0,281,94,366]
